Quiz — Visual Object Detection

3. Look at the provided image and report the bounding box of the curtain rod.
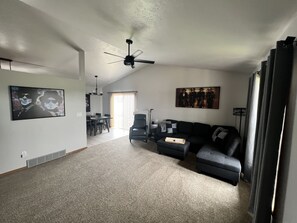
[107,91,137,94]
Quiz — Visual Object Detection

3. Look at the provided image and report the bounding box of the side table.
[149,124,158,141]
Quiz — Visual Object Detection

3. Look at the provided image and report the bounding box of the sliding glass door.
[110,93,135,130]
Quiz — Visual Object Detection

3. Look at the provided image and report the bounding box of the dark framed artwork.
[86,94,90,112]
[10,86,65,120]
[176,87,220,109]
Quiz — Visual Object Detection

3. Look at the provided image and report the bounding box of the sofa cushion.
[166,122,177,134]
[188,136,208,148]
[192,122,211,138]
[130,129,147,136]
[177,121,193,135]
[197,145,241,173]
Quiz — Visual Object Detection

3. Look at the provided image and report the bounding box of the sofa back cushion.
[165,119,178,123]
[222,132,241,157]
[193,122,211,138]
[177,121,193,135]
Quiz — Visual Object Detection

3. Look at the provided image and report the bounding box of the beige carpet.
[0,136,251,223]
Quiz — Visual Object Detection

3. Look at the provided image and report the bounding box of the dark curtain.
[248,39,294,222]
[241,74,254,164]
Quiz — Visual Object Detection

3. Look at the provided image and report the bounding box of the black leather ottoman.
[196,145,241,185]
[157,138,190,160]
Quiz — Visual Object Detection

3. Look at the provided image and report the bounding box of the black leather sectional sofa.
[155,120,242,185]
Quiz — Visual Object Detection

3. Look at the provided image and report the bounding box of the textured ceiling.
[1,0,297,88]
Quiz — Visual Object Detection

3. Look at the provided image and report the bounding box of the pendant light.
[95,75,98,95]
[90,75,103,96]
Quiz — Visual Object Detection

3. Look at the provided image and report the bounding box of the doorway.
[110,93,136,130]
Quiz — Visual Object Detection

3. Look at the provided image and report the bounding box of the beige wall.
[0,69,87,174]
[103,65,249,127]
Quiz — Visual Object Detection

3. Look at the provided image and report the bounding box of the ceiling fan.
[104,39,155,68]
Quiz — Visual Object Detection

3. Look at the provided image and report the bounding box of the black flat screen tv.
[9,86,65,120]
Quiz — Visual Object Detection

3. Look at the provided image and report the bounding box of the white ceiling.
[1,0,297,89]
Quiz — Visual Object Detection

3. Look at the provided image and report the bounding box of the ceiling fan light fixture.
[104,39,155,69]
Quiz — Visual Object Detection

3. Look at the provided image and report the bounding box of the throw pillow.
[166,123,177,134]
[212,127,229,146]
[160,122,167,132]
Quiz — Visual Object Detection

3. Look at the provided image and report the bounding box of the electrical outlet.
[21,151,27,158]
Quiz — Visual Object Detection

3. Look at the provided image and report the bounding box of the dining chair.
[104,114,111,128]
[94,113,104,134]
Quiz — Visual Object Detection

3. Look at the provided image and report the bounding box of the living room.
[1,1,297,223]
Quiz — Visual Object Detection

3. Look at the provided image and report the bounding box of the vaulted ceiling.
[1,0,297,88]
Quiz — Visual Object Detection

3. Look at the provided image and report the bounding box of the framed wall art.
[176,86,220,109]
[86,94,90,112]
[10,86,65,120]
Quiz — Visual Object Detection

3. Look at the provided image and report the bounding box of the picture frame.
[176,86,220,109]
[10,86,65,120]
[86,94,90,112]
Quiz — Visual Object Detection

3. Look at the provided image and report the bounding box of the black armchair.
[129,114,148,143]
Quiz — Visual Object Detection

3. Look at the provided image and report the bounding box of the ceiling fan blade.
[132,50,143,58]
[104,52,125,59]
[134,59,155,64]
[108,60,123,64]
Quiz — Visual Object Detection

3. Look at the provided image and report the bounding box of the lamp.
[90,75,103,96]
[233,107,246,135]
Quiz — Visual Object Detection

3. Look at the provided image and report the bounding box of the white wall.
[90,95,102,115]
[0,69,87,174]
[103,65,249,127]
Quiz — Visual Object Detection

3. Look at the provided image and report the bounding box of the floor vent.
[26,150,66,168]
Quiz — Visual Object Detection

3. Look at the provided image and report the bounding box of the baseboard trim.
[0,167,27,178]
[0,147,87,177]
[66,147,87,156]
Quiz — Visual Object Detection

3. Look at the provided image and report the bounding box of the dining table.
[87,115,112,136]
